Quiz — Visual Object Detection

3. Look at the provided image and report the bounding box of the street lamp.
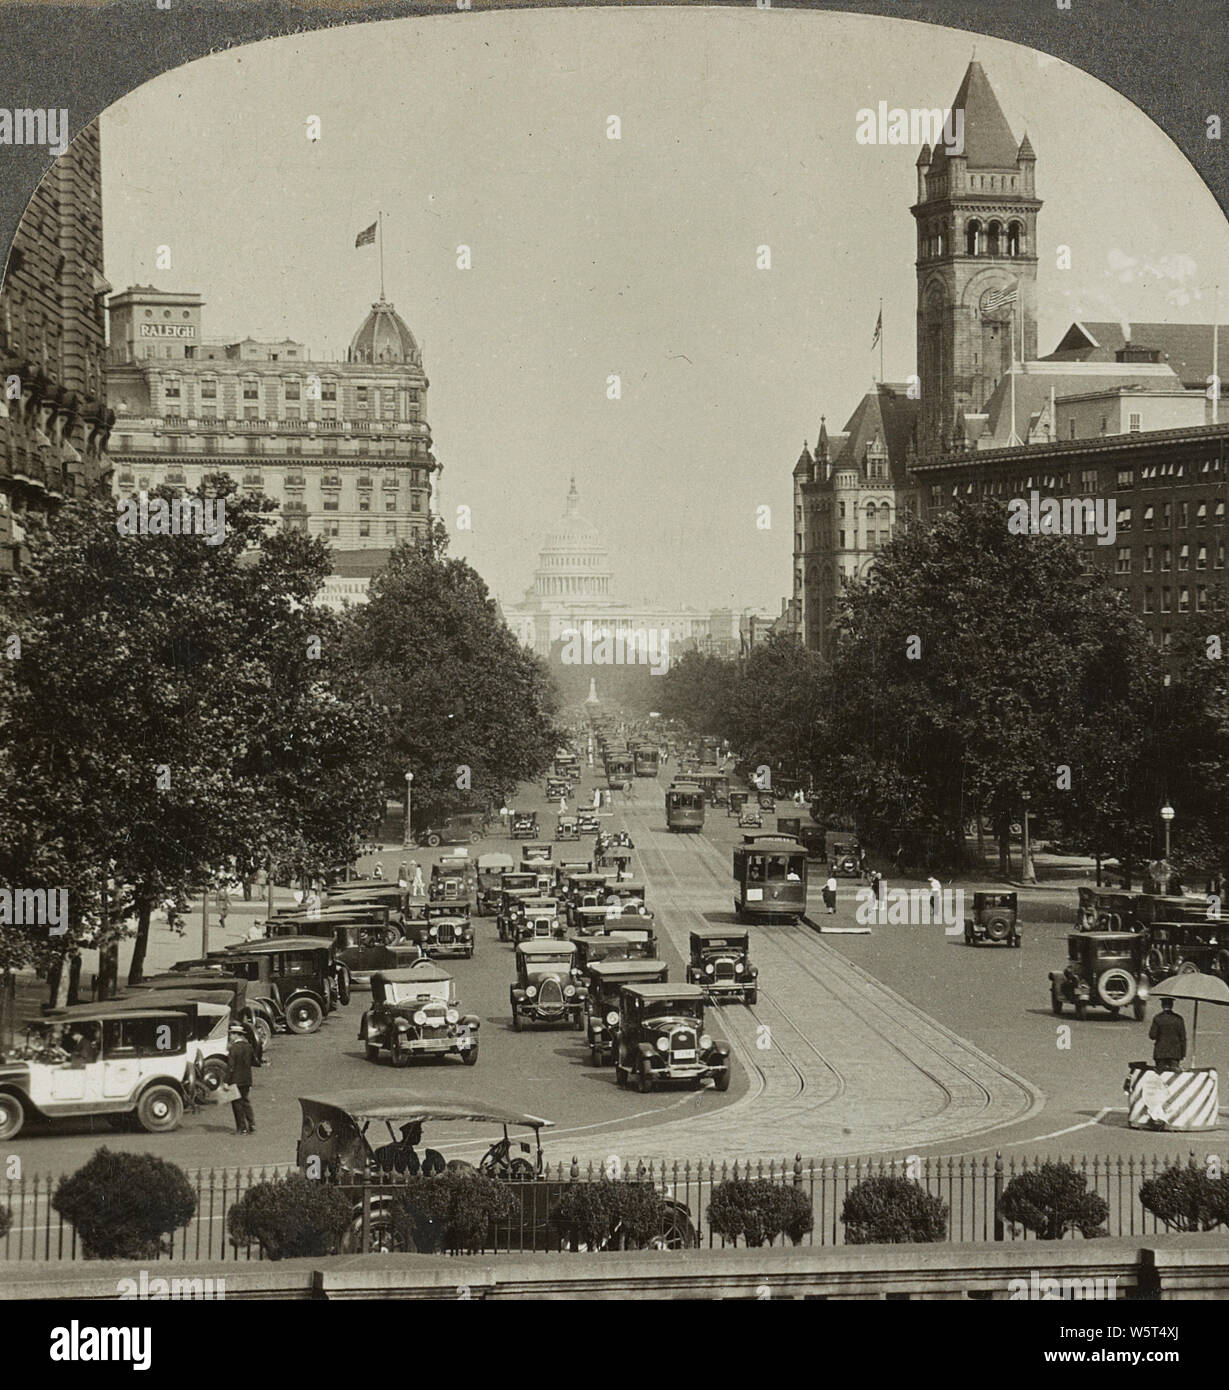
[403,770,414,850]
[1161,803,1175,862]
[1021,790,1036,885]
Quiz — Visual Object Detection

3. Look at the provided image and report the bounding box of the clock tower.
[912,62,1041,456]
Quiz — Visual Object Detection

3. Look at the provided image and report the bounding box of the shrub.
[841,1175,947,1245]
[53,1148,196,1260]
[998,1162,1109,1240]
[708,1179,815,1248]
[554,1179,680,1250]
[0,1206,10,1241]
[392,1175,516,1253]
[1139,1163,1229,1233]
[227,1174,352,1259]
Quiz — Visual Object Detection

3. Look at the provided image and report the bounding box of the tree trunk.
[97,943,119,1001]
[67,952,83,1005]
[998,827,1010,879]
[46,955,70,1009]
[126,896,155,986]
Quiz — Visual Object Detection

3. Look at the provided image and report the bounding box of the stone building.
[0,119,113,569]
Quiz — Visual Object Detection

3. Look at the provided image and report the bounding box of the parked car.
[418,812,488,848]
[510,941,587,1031]
[685,929,758,1003]
[179,938,346,1036]
[830,843,861,877]
[414,902,474,960]
[584,960,668,1066]
[511,811,539,840]
[476,853,515,916]
[613,984,731,1093]
[359,964,480,1067]
[1049,932,1149,1021]
[555,815,580,842]
[0,1009,194,1139]
[964,891,1021,947]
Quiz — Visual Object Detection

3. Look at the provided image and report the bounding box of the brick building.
[105,287,437,552]
[0,119,113,569]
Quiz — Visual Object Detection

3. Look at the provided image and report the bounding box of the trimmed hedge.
[391,1174,517,1253]
[227,1173,353,1259]
[1139,1163,1229,1233]
[553,1179,677,1250]
[998,1162,1109,1240]
[707,1178,815,1248]
[0,1205,10,1241]
[52,1148,196,1260]
[841,1175,947,1245]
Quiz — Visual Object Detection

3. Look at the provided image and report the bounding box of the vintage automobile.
[576,811,601,835]
[197,938,347,1035]
[555,814,581,842]
[685,929,758,1003]
[414,901,475,959]
[511,811,539,840]
[964,891,1021,948]
[0,1009,194,1139]
[496,879,546,943]
[553,858,594,894]
[829,843,862,877]
[796,824,828,860]
[727,790,749,818]
[594,842,634,874]
[1140,919,1227,982]
[520,841,553,866]
[510,941,587,1030]
[1075,888,1144,934]
[756,790,776,812]
[546,777,572,800]
[513,899,565,944]
[599,882,650,918]
[570,904,622,937]
[737,805,763,829]
[613,984,731,1093]
[359,964,480,1067]
[1049,932,1150,1020]
[694,770,730,806]
[570,933,659,988]
[555,753,581,780]
[417,812,488,848]
[324,884,411,923]
[476,853,515,916]
[585,959,669,1065]
[429,863,470,903]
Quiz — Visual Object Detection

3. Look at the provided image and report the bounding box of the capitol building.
[504,479,735,663]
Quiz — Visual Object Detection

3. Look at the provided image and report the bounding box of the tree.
[841,1175,948,1244]
[658,650,739,738]
[707,1178,815,1247]
[723,636,828,791]
[998,1161,1109,1240]
[344,521,561,824]
[1138,1162,1229,1233]
[819,502,1159,871]
[227,1173,353,1258]
[52,1149,196,1259]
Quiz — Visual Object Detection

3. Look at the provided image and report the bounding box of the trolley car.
[665,781,705,833]
[633,746,660,778]
[732,834,807,923]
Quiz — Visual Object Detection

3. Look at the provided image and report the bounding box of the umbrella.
[1149,973,1229,1066]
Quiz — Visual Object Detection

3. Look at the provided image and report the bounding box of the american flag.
[982,284,1018,314]
[354,221,377,248]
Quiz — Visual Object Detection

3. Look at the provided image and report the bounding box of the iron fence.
[0,1151,1201,1261]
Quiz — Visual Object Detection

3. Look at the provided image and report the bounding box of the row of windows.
[1140,586,1224,614]
[1116,542,1226,572]
[932,478,1227,512]
[920,217,1026,260]
[164,378,417,403]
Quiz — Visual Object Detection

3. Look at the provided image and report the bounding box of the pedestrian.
[411,862,425,897]
[225,1025,257,1136]
[822,874,837,915]
[1149,998,1187,1072]
[245,920,265,943]
[593,787,602,810]
[398,861,409,890]
[304,888,321,919]
[869,869,882,902]
[927,875,942,918]
[373,862,384,880]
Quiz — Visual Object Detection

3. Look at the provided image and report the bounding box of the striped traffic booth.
[1127,1063,1219,1131]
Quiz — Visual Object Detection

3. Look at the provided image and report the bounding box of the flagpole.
[378,210,385,300]
[879,298,884,385]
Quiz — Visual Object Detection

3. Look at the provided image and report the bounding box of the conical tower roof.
[929,61,1021,170]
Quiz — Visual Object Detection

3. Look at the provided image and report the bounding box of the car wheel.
[647,1203,697,1251]
[513,1011,522,1032]
[635,1064,653,1094]
[615,1065,627,1088]
[985,916,1011,943]
[337,967,352,1006]
[1050,986,1063,1015]
[426,834,441,848]
[391,1046,412,1068]
[365,1044,380,1063]
[744,989,758,1006]
[0,1093,24,1141]
[322,976,335,1012]
[136,1085,184,1134]
[1075,999,1088,1021]
[1177,959,1202,976]
[380,925,400,947]
[590,1046,603,1067]
[251,1015,273,1052]
[713,1066,731,1093]
[462,1044,479,1066]
[1097,968,1136,1009]
[287,997,324,1034]
[199,1057,228,1093]
[1133,998,1147,1021]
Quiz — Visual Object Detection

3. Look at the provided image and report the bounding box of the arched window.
[987,220,1002,256]
[965,219,981,256]
[1007,221,1023,256]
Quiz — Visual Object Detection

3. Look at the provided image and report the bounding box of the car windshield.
[525,954,571,969]
[642,1000,702,1023]
[385,979,452,1005]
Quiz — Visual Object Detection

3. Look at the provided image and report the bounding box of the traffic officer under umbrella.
[1149,972,1229,1067]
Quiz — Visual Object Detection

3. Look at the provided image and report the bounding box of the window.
[1180,502,1189,529]
[163,377,180,400]
[385,521,397,537]
[1128,413,1141,432]
[1116,467,1134,487]
[1116,546,1131,574]
[244,407,258,420]
[201,380,216,399]
[385,499,398,512]
[321,381,337,402]
[1179,544,1190,571]
[1100,417,1109,435]
[359,496,370,512]
[1069,420,1077,441]
[1118,506,1131,532]
[1161,546,1172,572]
[1162,503,1171,528]
[1161,587,1172,613]
[838,502,846,519]
[1217,501,1226,524]
[879,530,890,548]
[1143,587,1154,614]
[243,380,258,401]
[1143,506,1154,529]
[1197,586,1208,612]
[1179,587,1190,613]
[838,531,846,549]
[324,519,339,537]
[1143,545,1154,573]
[1218,542,1226,570]
[284,381,300,401]
[323,498,339,512]
[359,520,370,537]
[356,386,369,407]
[283,408,300,421]
[1081,469,1098,493]
[1197,502,1209,526]
[1197,545,1208,570]
[203,436,218,455]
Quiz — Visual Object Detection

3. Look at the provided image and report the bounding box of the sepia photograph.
[0,0,1228,1339]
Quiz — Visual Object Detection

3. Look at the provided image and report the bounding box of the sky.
[97,7,1229,613]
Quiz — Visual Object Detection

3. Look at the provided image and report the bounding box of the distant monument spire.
[584,677,600,706]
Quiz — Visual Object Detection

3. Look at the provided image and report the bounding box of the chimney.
[1115,342,1160,365]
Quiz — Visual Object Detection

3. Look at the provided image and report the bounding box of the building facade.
[105,287,436,551]
[0,120,113,569]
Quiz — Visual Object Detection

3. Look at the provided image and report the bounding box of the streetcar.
[604,751,635,786]
[732,834,807,923]
[632,745,660,778]
[665,780,705,833]
[693,769,729,806]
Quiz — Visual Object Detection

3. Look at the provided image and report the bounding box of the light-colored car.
[0,1009,195,1139]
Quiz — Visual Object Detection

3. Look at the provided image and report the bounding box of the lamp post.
[1161,803,1175,862]
[403,771,414,850]
[1021,790,1036,884]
